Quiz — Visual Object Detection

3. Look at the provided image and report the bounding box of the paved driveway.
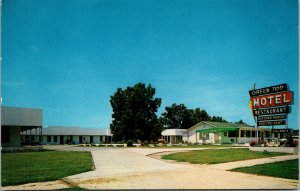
[61,145,299,189]
[3,145,299,190]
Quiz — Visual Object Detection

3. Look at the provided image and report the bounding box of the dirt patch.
[1,180,71,190]
[147,151,174,159]
[147,151,200,166]
[76,178,117,185]
[147,150,189,159]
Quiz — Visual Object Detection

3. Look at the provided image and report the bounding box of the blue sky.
[2,0,298,130]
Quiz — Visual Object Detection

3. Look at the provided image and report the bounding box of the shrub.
[141,141,148,147]
[127,140,133,147]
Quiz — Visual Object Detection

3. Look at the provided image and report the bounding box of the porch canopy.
[196,127,239,133]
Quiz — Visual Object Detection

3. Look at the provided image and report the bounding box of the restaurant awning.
[196,127,239,133]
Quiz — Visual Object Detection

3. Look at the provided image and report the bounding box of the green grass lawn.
[161,148,290,164]
[1,150,93,186]
[143,144,244,149]
[231,159,299,180]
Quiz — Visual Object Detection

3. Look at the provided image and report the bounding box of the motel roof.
[195,121,264,133]
[43,126,109,136]
[23,126,111,136]
[188,121,252,131]
[1,106,43,127]
[162,121,254,135]
[202,121,252,128]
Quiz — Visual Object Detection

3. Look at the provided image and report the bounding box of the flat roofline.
[1,105,42,111]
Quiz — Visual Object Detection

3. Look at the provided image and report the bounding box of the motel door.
[60,136,64,144]
[214,133,219,144]
[261,132,264,141]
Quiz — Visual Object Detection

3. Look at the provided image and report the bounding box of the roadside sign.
[272,129,291,133]
[249,83,293,128]
[249,83,288,97]
[257,120,286,126]
[253,106,290,116]
[257,115,287,122]
[251,91,293,109]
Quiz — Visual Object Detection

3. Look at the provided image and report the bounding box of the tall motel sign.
[249,83,294,140]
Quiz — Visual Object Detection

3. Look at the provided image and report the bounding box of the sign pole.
[256,123,259,144]
[286,114,288,129]
[271,125,274,140]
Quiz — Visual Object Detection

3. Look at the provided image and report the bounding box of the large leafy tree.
[160,104,228,129]
[191,108,210,124]
[160,104,194,129]
[110,83,162,142]
[211,116,227,122]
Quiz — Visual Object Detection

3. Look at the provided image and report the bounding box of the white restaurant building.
[161,121,285,144]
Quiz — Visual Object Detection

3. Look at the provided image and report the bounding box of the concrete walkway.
[2,146,299,190]
[208,154,299,170]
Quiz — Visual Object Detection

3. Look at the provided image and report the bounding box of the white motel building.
[22,126,112,145]
[1,106,112,147]
[161,121,285,144]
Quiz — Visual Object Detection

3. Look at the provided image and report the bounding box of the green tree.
[110,83,162,142]
[160,104,229,129]
[211,116,227,122]
[235,120,245,124]
[160,103,194,129]
[191,108,210,124]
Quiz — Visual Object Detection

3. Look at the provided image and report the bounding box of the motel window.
[25,135,30,141]
[1,127,10,143]
[224,132,228,137]
[31,135,35,141]
[252,131,256,137]
[228,131,237,137]
[200,133,204,138]
[246,131,250,137]
[54,136,58,142]
[47,136,51,142]
[201,133,209,139]
[258,131,261,137]
[265,131,270,138]
[100,136,103,142]
[66,136,73,144]
[241,130,245,137]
